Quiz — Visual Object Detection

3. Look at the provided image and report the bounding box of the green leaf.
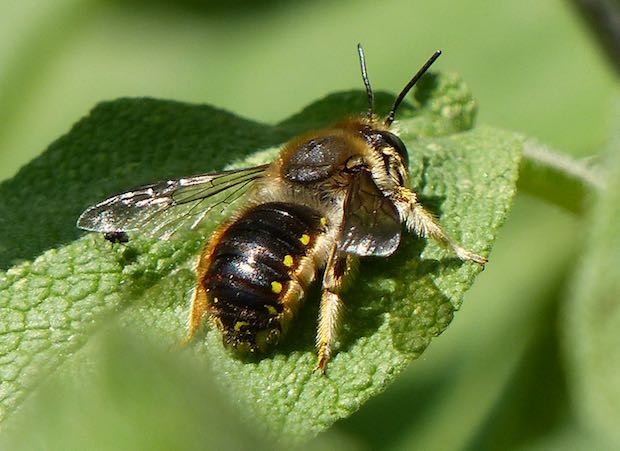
[518,140,603,215]
[564,124,620,446]
[0,73,522,442]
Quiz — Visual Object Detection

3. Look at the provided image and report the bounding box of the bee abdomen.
[202,202,325,352]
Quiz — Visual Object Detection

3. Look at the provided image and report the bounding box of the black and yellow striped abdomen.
[201,202,326,353]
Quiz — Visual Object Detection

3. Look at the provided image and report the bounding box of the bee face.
[77,45,486,373]
[343,119,411,188]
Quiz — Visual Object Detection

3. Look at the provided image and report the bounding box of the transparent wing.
[77,165,268,240]
[337,170,402,257]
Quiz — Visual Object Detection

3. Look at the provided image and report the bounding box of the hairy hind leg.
[315,246,353,373]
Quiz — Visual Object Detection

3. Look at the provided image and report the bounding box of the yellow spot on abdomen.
[271,281,283,294]
[213,297,219,304]
[283,255,293,267]
[234,321,249,331]
[299,234,310,246]
[320,217,328,227]
[265,304,278,315]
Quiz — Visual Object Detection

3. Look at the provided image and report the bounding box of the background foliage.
[0,0,618,449]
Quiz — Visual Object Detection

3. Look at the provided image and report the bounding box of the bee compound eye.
[380,132,409,167]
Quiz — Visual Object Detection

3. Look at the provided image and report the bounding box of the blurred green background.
[0,0,618,449]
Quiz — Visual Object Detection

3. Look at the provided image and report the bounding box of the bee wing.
[337,170,402,257]
[77,165,268,240]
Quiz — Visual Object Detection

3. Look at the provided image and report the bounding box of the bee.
[77,45,487,372]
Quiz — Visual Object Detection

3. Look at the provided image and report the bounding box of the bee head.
[351,44,441,186]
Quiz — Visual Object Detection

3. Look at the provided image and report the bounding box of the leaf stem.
[518,140,604,215]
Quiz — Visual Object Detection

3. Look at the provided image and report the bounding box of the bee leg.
[184,283,209,345]
[315,247,351,373]
[395,187,487,265]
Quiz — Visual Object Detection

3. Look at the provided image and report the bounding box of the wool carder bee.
[77,45,487,372]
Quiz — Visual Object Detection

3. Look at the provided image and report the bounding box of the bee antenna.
[357,43,374,119]
[385,50,442,127]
